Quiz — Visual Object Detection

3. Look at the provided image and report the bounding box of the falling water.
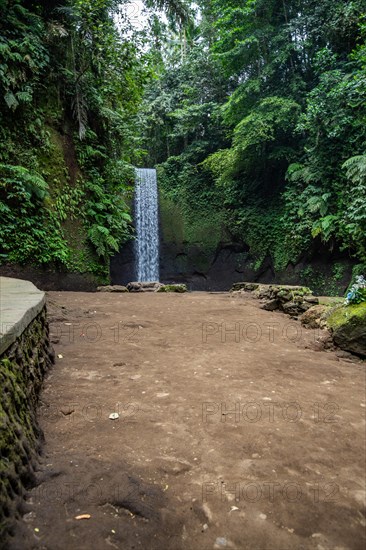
[134,168,159,282]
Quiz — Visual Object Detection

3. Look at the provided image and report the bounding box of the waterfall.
[134,168,160,282]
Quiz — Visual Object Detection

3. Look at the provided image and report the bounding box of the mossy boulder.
[232,283,316,317]
[254,284,312,301]
[127,282,163,292]
[157,284,187,293]
[327,302,366,357]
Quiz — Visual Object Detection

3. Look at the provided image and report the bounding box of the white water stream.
[134,168,159,282]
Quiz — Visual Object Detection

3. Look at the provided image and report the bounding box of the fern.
[4,91,19,110]
[306,192,331,216]
[16,90,32,104]
[286,163,322,185]
[342,155,366,185]
[0,164,49,199]
[0,42,9,54]
[106,235,119,251]
[88,225,110,256]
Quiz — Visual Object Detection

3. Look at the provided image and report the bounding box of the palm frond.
[146,0,192,26]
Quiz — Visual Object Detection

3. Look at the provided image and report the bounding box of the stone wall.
[0,278,54,545]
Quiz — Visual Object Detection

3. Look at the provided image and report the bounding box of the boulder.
[300,305,329,329]
[275,286,312,301]
[157,284,188,293]
[280,297,315,316]
[127,282,163,292]
[303,295,320,305]
[256,286,273,299]
[255,284,312,300]
[97,285,129,292]
[282,301,302,316]
[232,282,320,318]
[127,282,187,293]
[231,282,260,292]
[327,303,366,357]
[260,299,279,311]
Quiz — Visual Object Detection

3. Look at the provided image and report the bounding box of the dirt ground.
[13,291,366,550]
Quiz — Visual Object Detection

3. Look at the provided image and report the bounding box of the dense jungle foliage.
[0,0,365,283]
[144,0,366,281]
[0,0,155,279]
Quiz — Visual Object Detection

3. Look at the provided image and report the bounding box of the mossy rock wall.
[158,193,249,290]
[0,308,54,544]
[157,192,354,293]
[38,127,104,281]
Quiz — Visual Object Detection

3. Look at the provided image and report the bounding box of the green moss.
[63,219,97,271]
[157,284,187,293]
[327,302,366,331]
[37,127,69,194]
[0,369,30,534]
[326,302,366,356]
[186,213,224,251]
[35,127,111,281]
[318,296,344,306]
[159,191,225,267]
[0,313,52,540]
[277,286,311,298]
[159,194,185,243]
[299,264,350,297]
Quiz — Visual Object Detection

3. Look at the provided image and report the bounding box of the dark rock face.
[0,308,54,543]
[0,264,99,291]
[110,238,135,287]
[159,242,254,291]
[112,239,354,294]
[111,229,253,291]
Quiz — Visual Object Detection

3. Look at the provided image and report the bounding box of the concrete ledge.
[0,276,45,355]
